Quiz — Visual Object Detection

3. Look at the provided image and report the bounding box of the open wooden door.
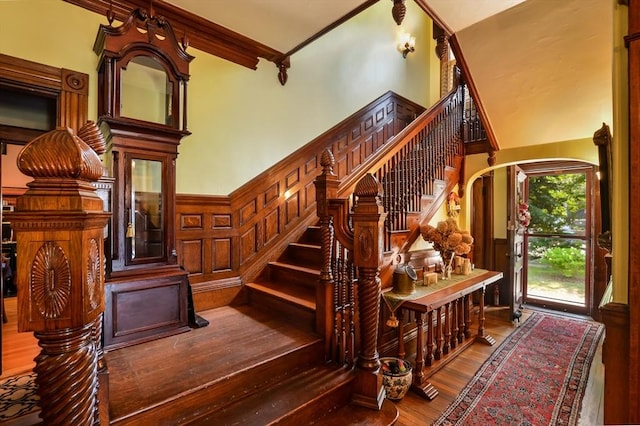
[507,165,527,320]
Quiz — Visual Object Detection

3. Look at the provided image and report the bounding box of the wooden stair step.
[105,305,323,424]
[247,281,316,311]
[310,399,399,426]
[191,366,354,425]
[266,261,320,289]
[281,241,321,268]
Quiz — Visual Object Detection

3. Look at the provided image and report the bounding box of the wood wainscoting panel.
[285,193,300,226]
[181,239,203,275]
[181,214,203,230]
[213,238,232,272]
[599,301,630,424]
[240,198,257,226]
[304,181,316,210]
[263,207,280,246]
[104,269,190,350]
[240,225,258,264]
[212,214,231,228]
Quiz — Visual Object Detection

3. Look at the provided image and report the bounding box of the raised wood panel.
[374,107,385,125]
[181,214,203,230]
[181,239,203,274]
[351,144,363,171]
[264,208,280,244]
[240,199,257,225]
[285,193,300,226]
[286,169,300,189]
[304,182,316,210]
[212,214,231,228]
[175,92,425,289]
[104,271,189,350]
[264,183,279,206]
[240,225,258,263]
[212,238,232,271]
[304,156,318,176]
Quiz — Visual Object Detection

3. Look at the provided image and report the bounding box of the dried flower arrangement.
[420,218,473,272]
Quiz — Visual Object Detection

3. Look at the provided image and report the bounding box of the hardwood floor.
[1,298,604,425]
[1,296,37,379]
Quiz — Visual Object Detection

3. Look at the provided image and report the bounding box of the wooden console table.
[382,269,503,399]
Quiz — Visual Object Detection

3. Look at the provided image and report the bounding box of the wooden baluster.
[443,302,451,355]
[476,285,496,346]
[434,307,443,360]
[458,296,465,343]
[410,312,438,400]
[397,309,406,360]
[426,310,434,366]
[315,149,339,361]
[464,294,472,339]
[414,312,425,383]
[450,299,458,349]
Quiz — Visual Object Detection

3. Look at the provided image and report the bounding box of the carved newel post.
[8,123,110,425]
[351,173,387,410]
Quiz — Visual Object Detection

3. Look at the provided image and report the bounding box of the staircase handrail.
[336,78,463,199]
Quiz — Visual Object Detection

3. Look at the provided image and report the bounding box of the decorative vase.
[380,357,413,400]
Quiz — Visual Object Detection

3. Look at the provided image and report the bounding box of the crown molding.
[64,0,283,70]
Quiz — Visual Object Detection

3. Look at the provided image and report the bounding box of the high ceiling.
[163,0,613,151]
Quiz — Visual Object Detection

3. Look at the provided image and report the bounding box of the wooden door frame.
[518,161,601,317]
[0,53,89,374]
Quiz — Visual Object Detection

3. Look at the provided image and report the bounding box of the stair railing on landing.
[315,154,386,409]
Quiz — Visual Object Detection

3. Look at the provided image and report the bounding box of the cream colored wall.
[0,0,435,196]
[612,1,629,304]
[182,0,435,194]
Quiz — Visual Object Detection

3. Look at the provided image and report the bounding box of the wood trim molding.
[0,53,89,140]
[65,0,380,74]
[64,0,281,70]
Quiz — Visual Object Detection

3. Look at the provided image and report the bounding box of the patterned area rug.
[0,372,39,421]
[433,312,604,426]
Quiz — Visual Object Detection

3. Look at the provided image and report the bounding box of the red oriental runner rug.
[433,312,604,426]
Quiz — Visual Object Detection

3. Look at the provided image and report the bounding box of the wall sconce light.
[399,32,416,58]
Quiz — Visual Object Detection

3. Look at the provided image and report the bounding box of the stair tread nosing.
[246,281,316,310]
[193,366,354,425]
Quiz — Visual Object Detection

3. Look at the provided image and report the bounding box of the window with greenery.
[526,171,589,307]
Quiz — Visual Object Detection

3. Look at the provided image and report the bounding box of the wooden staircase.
[102,303,399,425]
[97,221,398,425]
[245,225,322,331]
[102,76,478,424]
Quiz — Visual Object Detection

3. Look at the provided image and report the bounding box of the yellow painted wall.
[183,0,435,194]
[612,0,629,304]
[0,0,436,196]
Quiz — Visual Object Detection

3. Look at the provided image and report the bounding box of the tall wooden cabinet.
[93,8,194,350]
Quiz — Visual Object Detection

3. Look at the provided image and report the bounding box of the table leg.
[410,312,438,400]
[476,285,496,346]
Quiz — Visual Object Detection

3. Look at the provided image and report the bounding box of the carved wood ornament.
[7,122,110,425]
